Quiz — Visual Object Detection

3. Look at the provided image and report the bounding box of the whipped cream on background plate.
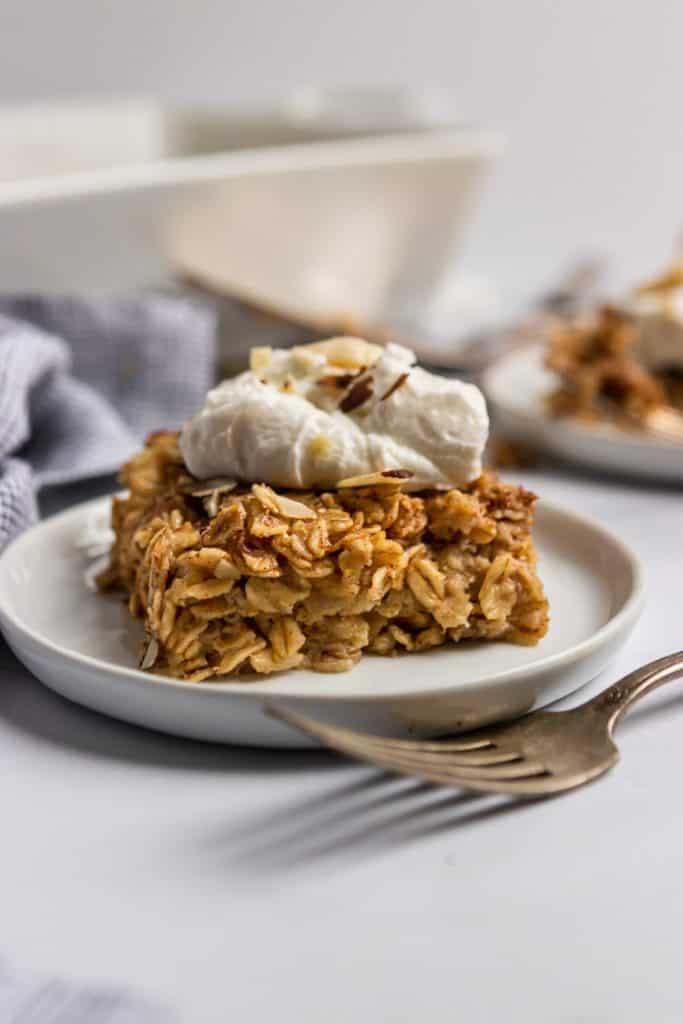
[630,284,683,372]
[180,338,488,490]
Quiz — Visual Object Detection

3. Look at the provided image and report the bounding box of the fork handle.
[585,651,683,729]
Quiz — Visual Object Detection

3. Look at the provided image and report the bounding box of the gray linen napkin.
[0,295,216,551]
[0,959,173,1023]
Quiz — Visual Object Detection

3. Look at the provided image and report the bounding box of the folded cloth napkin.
[0,295,216,552]
[0,958,173,1023]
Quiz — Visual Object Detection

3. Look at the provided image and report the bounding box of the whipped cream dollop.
[179,338,488,490]
[630,286,683,371]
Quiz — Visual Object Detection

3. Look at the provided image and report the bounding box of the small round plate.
[483,344,683,483]
[0,496,643,748]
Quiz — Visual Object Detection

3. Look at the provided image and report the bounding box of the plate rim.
[0,493,645,705]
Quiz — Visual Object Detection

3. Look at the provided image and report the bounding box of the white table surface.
[1,461,681,1023]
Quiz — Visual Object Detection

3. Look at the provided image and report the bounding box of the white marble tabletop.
[1,461,681,1023]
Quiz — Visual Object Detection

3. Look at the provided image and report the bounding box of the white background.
[1,0,682,305]
[1,5,682,1022]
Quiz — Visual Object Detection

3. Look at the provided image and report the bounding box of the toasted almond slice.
[202,494,216,518]
[290,345,327,373]
[636,261,683,294]
[339,374,374,412]
[380,371,409,401]
[250,346,272,373]
[184,478,238,519]
[253,483,317,519]
[337,469,414,488]
[645,405,683,440]
[140,635,159,670]
[315,372,357,390]
[186,477,238,498]
[272,494,317,519]
[306,336,382,370]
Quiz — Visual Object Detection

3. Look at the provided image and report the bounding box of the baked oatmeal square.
[99,432,548,680]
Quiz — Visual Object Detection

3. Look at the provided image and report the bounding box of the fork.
[266,652,683,797]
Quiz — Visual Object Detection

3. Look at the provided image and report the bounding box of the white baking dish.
[0,97,502,364]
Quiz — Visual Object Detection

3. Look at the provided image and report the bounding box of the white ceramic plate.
[484,344,683,483]
[0,496,643,748]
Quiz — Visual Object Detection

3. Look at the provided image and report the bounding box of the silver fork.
[267,652,683,797]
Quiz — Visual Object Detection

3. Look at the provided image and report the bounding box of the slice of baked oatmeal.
[98,432,549,680]
[545,259,683,430]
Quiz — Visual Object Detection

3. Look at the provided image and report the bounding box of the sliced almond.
[645,406,683,440]
[306,336,382,370]
[253,483,317,519]
[636,262,683,295]
[272,494,317,519]
[315,372,356,391]
[380,372,409,401]
[290,345,327,373]
[140,635,159,670]
[183,478,238,519]
[203,493,220,518]
[186,477,238,498]
[249,346,272,373]
[337,469,414,488]
[339,374,374,413]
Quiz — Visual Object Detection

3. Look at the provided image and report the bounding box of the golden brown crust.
[99,433,549,680]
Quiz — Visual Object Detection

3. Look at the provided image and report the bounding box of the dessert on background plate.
[546,259,683,439]
[99,337,548,681]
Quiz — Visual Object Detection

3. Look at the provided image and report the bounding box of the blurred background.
[1,0,681,312]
